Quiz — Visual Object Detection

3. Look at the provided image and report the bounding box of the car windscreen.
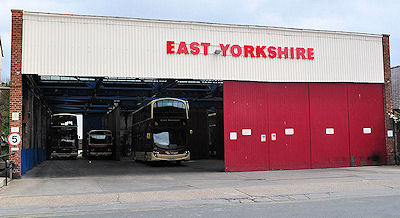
[90,134,112,144]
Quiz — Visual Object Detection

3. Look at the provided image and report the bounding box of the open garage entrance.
[19,74,224,175]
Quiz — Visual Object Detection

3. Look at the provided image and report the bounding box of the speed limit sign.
[7,133,21,147]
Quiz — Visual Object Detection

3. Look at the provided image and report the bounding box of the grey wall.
[392,66,400,109]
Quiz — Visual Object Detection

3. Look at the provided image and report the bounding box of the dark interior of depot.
[20,74,224,175]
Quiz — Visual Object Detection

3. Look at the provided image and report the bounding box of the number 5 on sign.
[7,133,21,146]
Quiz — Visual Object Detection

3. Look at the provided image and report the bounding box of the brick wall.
[382,35,395,164]
[9,10,23,178]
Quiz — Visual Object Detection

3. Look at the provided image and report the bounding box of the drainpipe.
[394,119,399,165]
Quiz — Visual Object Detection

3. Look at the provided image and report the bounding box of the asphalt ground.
[1,159,400,217]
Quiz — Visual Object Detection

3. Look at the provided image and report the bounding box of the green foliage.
[0,88,9,139]
[2,116,8,138]
[390,111,400,129]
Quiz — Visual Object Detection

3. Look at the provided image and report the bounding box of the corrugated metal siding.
[268,83,311,170]
[224,81,386,172]
[309,83,350,168]
[0,35,2,76]
[0,36,3,57]
[224,81,269,172]
[391,66,400,109]
[348,83,386,166]
[22,12,384,83]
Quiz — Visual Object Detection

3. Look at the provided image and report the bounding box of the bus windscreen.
[51,115,77,126]
[153,129,186,149]
[153,100,187,119]
[153,100,185,109]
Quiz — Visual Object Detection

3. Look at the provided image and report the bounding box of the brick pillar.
[9,10,23,178]
[382,34,395,165]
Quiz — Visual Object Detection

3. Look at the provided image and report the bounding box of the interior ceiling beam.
[52,104,113,108]
[52,106,83,110]
[45,99,89,103]
[52,109,106,113]
[37,85,154,90]
[45,96,143,101]
[152,79,178,97]
[33,76,224,114]
[39,84,217,92]
[38,86,92,89]
[46,96,222,103]
[45,96,91,100]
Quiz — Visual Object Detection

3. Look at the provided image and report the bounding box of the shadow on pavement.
[22,159,225,178]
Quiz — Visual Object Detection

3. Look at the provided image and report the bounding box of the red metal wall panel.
[348,83,386,166]
[309,83,350,168]
[224,81,386,172]
[224,81,269,172]
[268,83,311,170]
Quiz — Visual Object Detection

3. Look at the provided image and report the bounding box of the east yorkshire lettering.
[166,41,315,60]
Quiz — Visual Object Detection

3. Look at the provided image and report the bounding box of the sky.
[1,0,400,82]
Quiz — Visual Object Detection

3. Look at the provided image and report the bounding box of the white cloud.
[243,0,265,13]
[296,16,346,30]
[257,12,285,26]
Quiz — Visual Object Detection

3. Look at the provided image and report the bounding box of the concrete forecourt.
[0,160,400,217]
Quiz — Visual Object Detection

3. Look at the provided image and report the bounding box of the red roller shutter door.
[348,83,386,166]
[268,83,311,170]
[224,81,269,172]
[309,83,350,168]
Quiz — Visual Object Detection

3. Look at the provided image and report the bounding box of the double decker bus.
[132,98,191,163]
[87,130,113,158]
[48,113,78,159]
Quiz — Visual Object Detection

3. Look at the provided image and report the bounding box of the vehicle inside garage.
[20,74,223,174]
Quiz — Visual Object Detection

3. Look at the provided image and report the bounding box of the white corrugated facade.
[21,11,384,83]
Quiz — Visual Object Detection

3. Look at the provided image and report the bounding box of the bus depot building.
[9,10,393,178]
